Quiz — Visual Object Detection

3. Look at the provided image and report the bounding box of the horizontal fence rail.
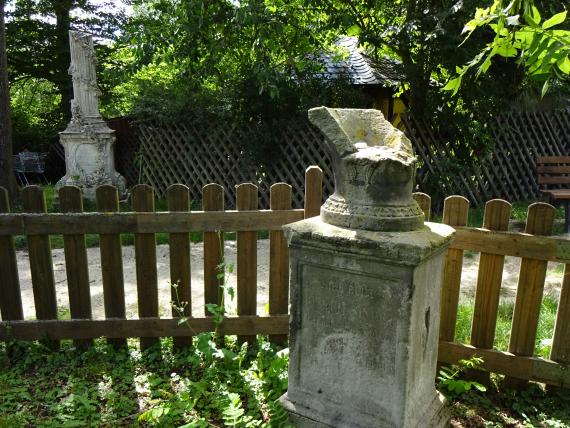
[1,182,569,388]
[0,210,306,235]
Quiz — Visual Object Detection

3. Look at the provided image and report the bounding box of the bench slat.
[538,176,570,185]
[537,165,570,174]
[537,156,570,164]
[542,190,570,200]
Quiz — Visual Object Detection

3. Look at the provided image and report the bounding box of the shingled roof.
[321,36,401,88]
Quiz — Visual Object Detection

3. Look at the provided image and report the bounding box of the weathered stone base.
[57,127,127,201]
[56,172,127,201]
[279,392,450,428]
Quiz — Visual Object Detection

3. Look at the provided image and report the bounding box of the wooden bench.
[537,156,570,233]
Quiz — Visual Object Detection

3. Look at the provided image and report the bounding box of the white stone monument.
[56,31,126,200]
[279,107,454,427]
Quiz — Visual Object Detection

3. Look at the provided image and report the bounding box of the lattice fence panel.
[402,110,570,206]
[115,118,333,209]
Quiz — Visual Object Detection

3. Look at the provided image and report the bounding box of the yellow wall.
[373,96,407,129]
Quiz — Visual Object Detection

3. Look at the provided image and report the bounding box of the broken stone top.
[308,107,424,232]
[67,31,104,130]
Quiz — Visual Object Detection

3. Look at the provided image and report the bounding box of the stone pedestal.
[279,219,454,427]
[57,123,126,201]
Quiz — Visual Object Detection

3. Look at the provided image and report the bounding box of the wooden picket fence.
[1,177,569,387]
[413,193,570,388]
[0,167,323,350]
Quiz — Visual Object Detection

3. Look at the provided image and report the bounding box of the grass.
[454,296,559,358]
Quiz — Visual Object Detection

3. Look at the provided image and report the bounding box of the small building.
[321,36,407,127]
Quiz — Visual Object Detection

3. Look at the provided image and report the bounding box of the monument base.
[279,392,449,428]
[56,127,127,201]
[281,217,454,428]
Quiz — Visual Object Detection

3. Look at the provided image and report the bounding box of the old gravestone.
[279,107,454,427]
[56,31,126,200]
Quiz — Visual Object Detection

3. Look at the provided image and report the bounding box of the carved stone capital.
[308,107,423,231]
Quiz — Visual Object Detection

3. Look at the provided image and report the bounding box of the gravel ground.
[13,240,565,320]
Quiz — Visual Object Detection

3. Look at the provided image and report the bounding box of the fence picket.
[203,184,224,316]
[236,183,258,345]
[59,186,93,349]
[22,186,58,348]
[0,187,23,321]
[469,199,511,384]
[412,192,431,221]
[132,184,159,351]
[551,265,570,364]
[440,195,469,342]
[304,166,323,219]
[167,184,192,349]
[269,183,292,344]
[506,202,555,388]
[96,185,127,348]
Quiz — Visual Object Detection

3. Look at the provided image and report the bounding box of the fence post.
[22,186,58,349]
[506,202,555,388]
[304,166,323,219]
[551,265,570,365]
[96,185,127,349]
[412,192,431,221]
[269,183,292,344]
[167,184,192,349]
[236,183,258,345]
[469,199,511,385]
[0,187,23,322]
[132,184,159,352]
[59,186,93,350]
[439,195,469,342]
[203,184,224,316]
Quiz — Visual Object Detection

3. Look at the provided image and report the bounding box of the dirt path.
[14,241,565,320]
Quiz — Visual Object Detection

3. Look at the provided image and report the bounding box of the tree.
[0,0,17,199]
[444,1,570,97]
[111,0,364,122]
[6,0,126,121]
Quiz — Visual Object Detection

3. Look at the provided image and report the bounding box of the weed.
[437,356,487,397]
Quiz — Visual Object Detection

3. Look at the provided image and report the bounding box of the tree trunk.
[0,1,18,199]
[54,0,73,121]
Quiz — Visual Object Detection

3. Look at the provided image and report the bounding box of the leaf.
[541,79,550,98]
[542,11,567,30]
[524,5,542,27]
[442,76,462,95]
[347,25,360,36]
[473,382,487,392]
[496,42,517,57]
[554,55,570,75]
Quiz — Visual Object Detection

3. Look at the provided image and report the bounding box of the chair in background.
[13,152,48,185]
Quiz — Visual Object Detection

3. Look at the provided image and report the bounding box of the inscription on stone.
[298,263,403,412]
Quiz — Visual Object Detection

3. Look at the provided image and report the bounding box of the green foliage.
[437,356,487,396]
[9,78,62,152]
[446,0,570,96]
[104,0,371,124]
[0,336,290,427]
[450,380,570,426]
